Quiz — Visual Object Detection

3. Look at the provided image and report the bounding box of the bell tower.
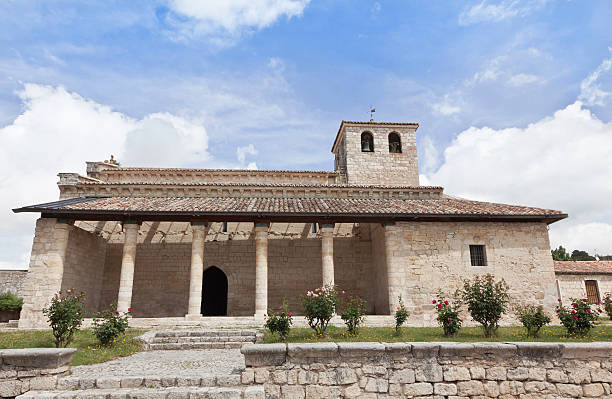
[331,121,420,186]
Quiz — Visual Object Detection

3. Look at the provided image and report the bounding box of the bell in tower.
[361,132,374,152]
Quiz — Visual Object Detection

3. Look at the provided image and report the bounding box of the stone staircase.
[137,328,262,350]
[17,374,263,398]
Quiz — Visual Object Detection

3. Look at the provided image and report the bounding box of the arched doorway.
[201,266,228,316]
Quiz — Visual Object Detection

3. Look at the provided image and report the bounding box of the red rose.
[582,298,587,302]
[444,301,449,305]
[556,309,560,313]
[571,310,576,314]
[114,311,119,315]
[128,307,132,312]
[558,298,562,302]
[447,318,451,322]
[432,300,437,304]
[437,304,443,309]
[572,316,578,320]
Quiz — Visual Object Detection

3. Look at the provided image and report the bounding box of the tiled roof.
[97,166,338,174]
[14,196,566,222]
[554,261,612,275]
[75,181,443,190]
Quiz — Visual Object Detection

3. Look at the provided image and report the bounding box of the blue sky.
[1,0,612,268]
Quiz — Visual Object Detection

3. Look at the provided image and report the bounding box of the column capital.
[122,220,140,229]
[254,222,270,232]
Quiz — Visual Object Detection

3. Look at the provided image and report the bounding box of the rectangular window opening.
[221,222,228,233]
[312,223,318,233]
[469,245,487,266]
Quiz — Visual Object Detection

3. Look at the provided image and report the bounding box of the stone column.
[320,223,335,287]
[186,222,207,319]
[384,222,401,314]
[19,218,72,328]
[254,222,269,317]
[117,221,139,314]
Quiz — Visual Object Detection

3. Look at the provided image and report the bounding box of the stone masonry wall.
[337,124,419,186]
[386,221,558,325]
[0,348,75,398]
[61,226,107,313]
[241,342,612,399]
[557,274,612,305]
[99,223,381,318]
[0,270,27,296]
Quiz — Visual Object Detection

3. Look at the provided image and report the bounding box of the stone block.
[304,385,342,399]
[486,367,507,381]
[484,381,500,397]
[411,343,440,358]
[96,377,121,389]
[0,379,24,397]
[556,383,583,397]
[583,383,605,397]
[297,370,317,385]
[562,343,612,359]
[470,366,485,380]
[244,385,265,399]
[528,368,546,381]
[499,380,525,396]
[288,343,338,359]
[343,382,362,398]
[415,363,443,382]
[591,369,612,383]
[281,384,305,399]
[0,348,77,369]
[507,367,529,381]
[121,376,143,388]
[403,382,434,396]
[389,369,415,384]
[242,370,254,384]
[255,368,269,384]
[444,366,470,381]
[457,380,485,396]
[241,344,287,367]
[337,342,385,359]
[337,368,358,385]
[546,369,568,383]
[434,382,458,395]
[514,343,562,358]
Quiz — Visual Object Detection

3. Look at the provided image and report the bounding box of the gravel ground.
[71,349,245,378]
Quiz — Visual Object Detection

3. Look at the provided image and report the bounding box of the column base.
[185,314,202,321]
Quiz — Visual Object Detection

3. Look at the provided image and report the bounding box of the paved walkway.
[71,349,245,378]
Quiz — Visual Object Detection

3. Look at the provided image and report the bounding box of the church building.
[13,121,566,328]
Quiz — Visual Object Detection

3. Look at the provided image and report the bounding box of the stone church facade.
[13,121,566,328]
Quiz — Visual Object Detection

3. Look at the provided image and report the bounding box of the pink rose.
[287,313,292,317]
[279,306,283,310]
[572,316,578,320]
[587,308,592,313]
[447,318,451,322]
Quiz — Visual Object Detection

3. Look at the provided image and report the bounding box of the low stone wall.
[241,342,612,398]
[0,348,76,398]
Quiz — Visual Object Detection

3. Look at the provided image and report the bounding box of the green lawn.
[0,328,146,366]
[262,325,612,344]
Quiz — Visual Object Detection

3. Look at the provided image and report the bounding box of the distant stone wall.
[241,342,612,399]
[0,270,27,296]
[557,273,612,304]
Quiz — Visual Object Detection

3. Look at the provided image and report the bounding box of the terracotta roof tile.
[554,261,612,275]
[15,196,565,221]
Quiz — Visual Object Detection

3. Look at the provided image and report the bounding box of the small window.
[312,223,318,233]
[221,222,228,233]
[585,280,600,303]
[469,245,487,266]
[361,132,374,152]
[388,132,402,153]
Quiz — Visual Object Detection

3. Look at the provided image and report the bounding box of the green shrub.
[394,296,410,335]
[264,300,293,341]
[42,289,85,348]
[92,305,131,346]
[433,295,462,337]
[461,274,509,338]
[603,293,612,319]
[557,298,601,336]
[0,292,23,312]
[515,304,550,338]
[302,285,338,336]
[340,295,367,336]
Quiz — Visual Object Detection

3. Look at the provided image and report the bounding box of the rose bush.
[339,295,367,335]
[394,296,409,335]
[461,274,509,337]
[264,300,293,341]
[515,304,550,338]
[42,289,86,348]
[603,293,612,319]
[302,285,338,336]
[92,305,131,346]
[557,298,602,336]
[433,295,462,336]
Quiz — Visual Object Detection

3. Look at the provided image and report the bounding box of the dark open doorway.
[201,266,228,316]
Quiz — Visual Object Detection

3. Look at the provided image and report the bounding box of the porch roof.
[13,196,567,224]
[554,260,612,275]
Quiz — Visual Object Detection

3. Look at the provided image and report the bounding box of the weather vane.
[369,106,375,122]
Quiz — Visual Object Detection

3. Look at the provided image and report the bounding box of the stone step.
[150,335,256,343]
[55,373,242,391]
[148,342,247,350]
[153,329,258,338]
[17,385,264,399]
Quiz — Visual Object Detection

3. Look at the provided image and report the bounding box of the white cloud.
[236,143,258,167]
[578,49,612,106]
[459,0,549,26]
[432,99,461,116]
[508,73,539,87]
[549,222,612,256]
[425,101,612,253]
[0,83,210,269]
[166,0,310,43]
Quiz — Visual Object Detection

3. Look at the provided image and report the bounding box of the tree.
[570,250,596,261]
[551,246,571,261]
